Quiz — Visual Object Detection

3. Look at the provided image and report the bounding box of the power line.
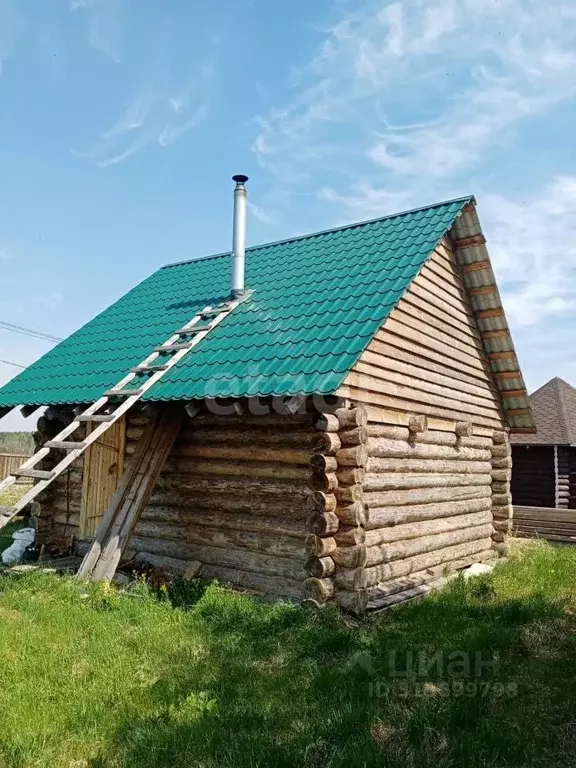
[0,320,63,343]
[0,359,26,369]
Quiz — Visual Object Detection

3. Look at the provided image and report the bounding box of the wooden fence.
[0,453,30,484]
[513,506,576,544]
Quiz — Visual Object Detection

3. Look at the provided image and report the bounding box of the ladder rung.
[176,325,213,335]
[201,305,231,317]
[45,440,85,451]
[155,343,192,354]
[12,468,55,481]
[104,388,143,398]
[131,364,169,374]
[77,414,115,423]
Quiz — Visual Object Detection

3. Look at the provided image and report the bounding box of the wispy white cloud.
[70,0,125,63]
[253,0,576,210]
[481,176,576,327]
[77,62,214,167]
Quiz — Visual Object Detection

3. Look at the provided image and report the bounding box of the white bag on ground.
[2,528,36,565]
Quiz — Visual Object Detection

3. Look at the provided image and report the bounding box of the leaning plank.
[77,404,182,581]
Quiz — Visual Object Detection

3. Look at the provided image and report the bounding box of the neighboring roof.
[0,197,472,407]
[511,377,576,445]
[0,195,533,434]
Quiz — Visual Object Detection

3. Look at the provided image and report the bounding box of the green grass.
[0,539,575,768]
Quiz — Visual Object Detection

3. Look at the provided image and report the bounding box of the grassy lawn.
[0,539,575,768]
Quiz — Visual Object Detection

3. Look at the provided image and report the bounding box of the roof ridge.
[162,195,474,270]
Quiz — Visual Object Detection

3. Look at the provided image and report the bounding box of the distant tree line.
[0,432,34,455]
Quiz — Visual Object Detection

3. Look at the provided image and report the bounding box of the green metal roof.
[0,197,471,408]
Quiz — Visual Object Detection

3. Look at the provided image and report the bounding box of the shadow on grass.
[92,576,576,768]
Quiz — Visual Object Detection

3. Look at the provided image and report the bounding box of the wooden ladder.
[0,292,251,529]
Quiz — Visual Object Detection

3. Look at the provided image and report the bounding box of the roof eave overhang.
[449,203,536,434]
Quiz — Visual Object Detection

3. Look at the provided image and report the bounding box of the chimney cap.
[232,174,249,184]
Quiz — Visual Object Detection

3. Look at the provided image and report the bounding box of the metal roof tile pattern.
[510,377,576,445]
[0,198,471,407]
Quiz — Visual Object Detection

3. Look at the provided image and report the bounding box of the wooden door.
[80,417,126,538]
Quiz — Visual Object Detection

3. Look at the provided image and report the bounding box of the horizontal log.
[305,511,339,536]
[305,492,337,515]
[315,432,342,455]
[149,490,307,520]
[491,444,511,458]
[334,527,365,547]
[513,506,576,523]
[134,520,304,559]
[366,425,492,449]
[310,454,337,472]
[126,426,145,441]
[491,469,511,482]
[336,445,369,467]
[166,458,311,481]
[492,493,512,507]
[363,473,491,492]
[192,413,312,429]
[155,473,308,498]
[336,549,498,613]
[53,511,81,528]
[408,414,428,434]
[366,457,492,475]
[305,534,337,556]
[303,577,335,602]
[335,502,367,526]
[335,484,364,503]
[364,510,492,547]
[491,456,512,470]
[337,467,365,485]
[335,406,368,428]
[127,414,151,427]
[315,413,339,432]
[339,427,368,446]
[366,497,491,529]
[455,421,473,437]
[169,444,312,465]
[131,553,304,599]
[365,485,491,509]
[305,555,335,578]
[141,505,304,538]
[334,523,492,569]
[201,564,304,599]
[310,471,338,493]
[368,437,490,462]
[175,427,317,448]
[129,536,304,580]
[335,537,492,590]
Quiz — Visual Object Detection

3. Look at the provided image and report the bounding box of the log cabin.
[511,377,576,540]
[0,179,535,613]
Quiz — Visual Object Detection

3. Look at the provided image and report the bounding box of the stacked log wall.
[512,505,576,542]
[329,418,497,614]
[556,446,570,509]
[124,407,317,600]
[337,237,505,436]
[491,430,513,550]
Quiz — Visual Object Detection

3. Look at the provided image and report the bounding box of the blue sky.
[1,0,576,430]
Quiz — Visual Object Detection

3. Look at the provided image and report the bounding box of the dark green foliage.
[0,431,33,454]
